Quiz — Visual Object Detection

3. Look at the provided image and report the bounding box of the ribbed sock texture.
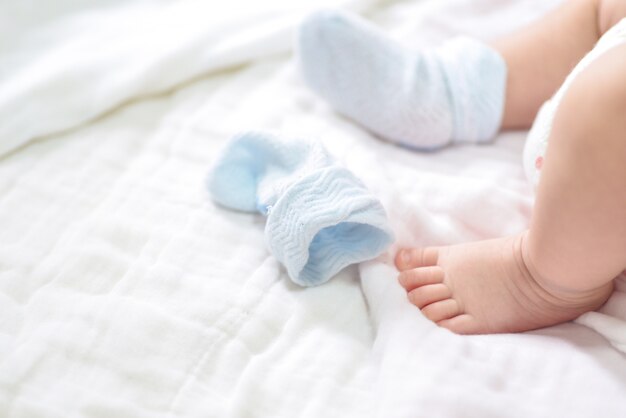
[208,131,394,286]
[297,9,507,149]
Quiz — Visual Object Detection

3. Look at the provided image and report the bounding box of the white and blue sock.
[208,131,394,287]
[297,9,507,150]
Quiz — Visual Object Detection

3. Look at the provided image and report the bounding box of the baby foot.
[394,233,613,334]
[297,10,507,149]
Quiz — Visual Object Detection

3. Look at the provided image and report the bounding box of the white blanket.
[2,0,626,416]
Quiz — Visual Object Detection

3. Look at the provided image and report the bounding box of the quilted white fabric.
[2,0,626,417]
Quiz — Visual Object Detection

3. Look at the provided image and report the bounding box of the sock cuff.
[437,37,507,144]
[265,165,394,286]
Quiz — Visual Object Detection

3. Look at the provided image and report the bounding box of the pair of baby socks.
[209,9,508,286]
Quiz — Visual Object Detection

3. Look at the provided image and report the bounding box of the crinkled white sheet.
[2,0,626,417]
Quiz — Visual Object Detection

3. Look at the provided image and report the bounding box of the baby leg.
[495,0,626,129]
[525,44,626,294]
[394,44,626,334]
[298,0,626,146]
[297,10,507,150]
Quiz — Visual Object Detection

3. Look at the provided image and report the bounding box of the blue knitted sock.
[297,10,507,150]
[208,131,394,286]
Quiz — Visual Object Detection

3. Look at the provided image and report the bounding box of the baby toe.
[407,283,451,308]
[421,298,460,322]
[398,265,444,290]
[437,314,480,335]
[395,247,439,271]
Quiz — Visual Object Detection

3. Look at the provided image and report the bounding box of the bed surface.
[2,0,626,416]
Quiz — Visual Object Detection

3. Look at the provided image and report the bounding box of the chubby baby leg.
[394,44,626,334]
[524,44,626,294]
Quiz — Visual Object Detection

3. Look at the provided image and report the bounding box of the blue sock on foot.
[297,9,507,150]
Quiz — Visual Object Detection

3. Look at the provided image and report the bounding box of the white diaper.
[523,18,626,188]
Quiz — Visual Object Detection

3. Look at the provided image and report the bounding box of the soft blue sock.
[297,9,507,150]
[208,131,394,286]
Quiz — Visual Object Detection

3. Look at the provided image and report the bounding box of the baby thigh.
[526,43,626,291]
